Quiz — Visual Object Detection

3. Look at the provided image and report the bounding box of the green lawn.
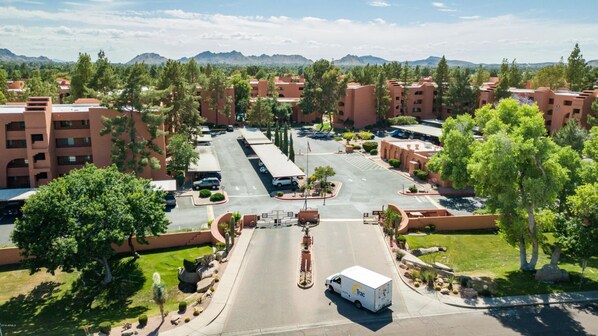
[405,232,598,296]
[314,122,332,131]
[0,244,212,335]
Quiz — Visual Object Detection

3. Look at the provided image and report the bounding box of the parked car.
[272,176,299,187]
[199,171,222,181]
[227,125,234,132]
[258,160,264,167]
[193,177,220,190]
[259,166,269,174]
[2,201,22,217]
[312,132,330,139]
[325,265,392,312]
[164,192,177,206]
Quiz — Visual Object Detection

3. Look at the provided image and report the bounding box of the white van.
[325,266,392,312]
[272,177,299,187]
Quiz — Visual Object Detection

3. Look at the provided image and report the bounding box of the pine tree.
[434,56,449,118]
[446,67,475,116]
[282,124,289,155]
[89,50,117,96]
[566,43,588,91]
[70,53,94,100]
[289,134,295,162]
[374,72,391,124]
[400,61,411,115]
[274,126,280,148]
[508,59,523,88]
[494,58,511,101]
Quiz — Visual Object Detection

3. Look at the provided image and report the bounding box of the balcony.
[53,120,90,130]
[6,139,27,149]
[5,121,26,132]
[56,137,92,148]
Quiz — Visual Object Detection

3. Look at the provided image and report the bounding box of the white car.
[272,177,299,187]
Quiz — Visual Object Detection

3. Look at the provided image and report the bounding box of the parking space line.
[207,205,214,221]
[414,196,422,202]
[425,195,444,209]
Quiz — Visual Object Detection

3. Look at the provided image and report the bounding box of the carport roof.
[240,128,272,145]
[250,143,305,178]
[188,146,221,172]
[0,188,37,202]
[150,180,177,192]
[392,124,442,138]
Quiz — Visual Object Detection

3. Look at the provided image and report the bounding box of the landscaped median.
[274,181,342,200]
[178,189,229,206]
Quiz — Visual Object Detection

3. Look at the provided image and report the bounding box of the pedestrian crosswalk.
[342,154,384,171]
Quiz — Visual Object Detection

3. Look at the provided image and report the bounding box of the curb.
[275,182,343,201]
[438,291,598,310]
[297,245,315,289]
[179,193,229,206]
[398,191,476,197]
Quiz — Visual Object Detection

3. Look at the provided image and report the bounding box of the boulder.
[178,267,200,284]
[411,246,445,257]
[461,287,478,298]
[197,254,215,267]
[198,266,216,280]
[197,277,215,293]
[535,264,570,283]
[121,330,135,336]
[440,288,450,295]
[209,260,221,269]
[215,251,227,262]
[433,262,453,272]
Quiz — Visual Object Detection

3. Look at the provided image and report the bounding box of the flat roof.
[150,180,177,192]
[193,133,212,143]
[0,103,101,114]
[187,146,221,173]
[250,143,305,178]
[392,124,443,138]
[340,266,392,289]
[240,127,273,145]
[386,139,442,153]
[0,188,38,202]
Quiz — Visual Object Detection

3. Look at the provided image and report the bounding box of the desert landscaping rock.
[440,288,450,295]
[215,250,227,262]
[197,277,215,293]
[433,262,453,272]
[178,268,200,284]
[411,246,446,257]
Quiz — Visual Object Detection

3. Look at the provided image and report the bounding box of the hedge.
[388,116,418,125]
[413,169,429,180]
[362,141,378,153]
[199,189,212,198]
[388,159,401,168]
[210,193,225,202]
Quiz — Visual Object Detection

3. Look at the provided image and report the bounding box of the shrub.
[98,322,111,334]
[276,191,284,197]
[460,276,472,288]
[370,149,378,155]
[410,270,421,280]
[199,189,212,198]
[193,309,201,316]
[396,250,406,261]
[424,224,436,233]
[210,193,225,202]
[215,242,226,251]
[414,281,421,287]
[179,301,187,312]
[358,131,373,140]
[210,286,216,292]
[389,116,418,125]
[413,169,429,180]
[334,136,342,141]
[214,276,220,282]
[478,287,492,297]
[421,269,437,285]
[342,132,355,142]
[388,159,401,168]
[185,317,191,323]
[138,314,148,326]
[352,144,361,150]
[453,288,459,295]
[408,185,418,193]
[362,141,378,153]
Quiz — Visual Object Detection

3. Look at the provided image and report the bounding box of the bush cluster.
[352,144,361,150]
[98,322,111,334]
[395,250,406,261]
[138,314,148,326]
[358,131,373,140]
[388,159,401,168]
[413,169,429,180]
[215,242,226,251]
[362,141,378,153]
[370,149,378,155]
[276,191,284,197]
[210,193,225,202]
[342,132,355,141]
[199,189,212,198]
[388,116,418,125]
[179,301,187,312]
[408,185,418,193]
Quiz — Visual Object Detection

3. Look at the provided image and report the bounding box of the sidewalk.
[160,227,255,336]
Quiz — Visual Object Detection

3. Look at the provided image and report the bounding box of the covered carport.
[240,128,272,146]
[186,146,222,182]
[0,188,37,216]
[250,143,305,179]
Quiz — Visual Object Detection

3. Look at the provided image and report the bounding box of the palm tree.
[153,272,167,320]
[384,208,401,246]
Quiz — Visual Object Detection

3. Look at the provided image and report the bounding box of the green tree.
[0,65,8,104]
[553,119,589,154]
[434,56,450,117]
[167,134,199,176]
[205,68,232,126]
[152,272,167,320]
[374,72,391,124]
[581,127,598,184]
[246,97,272,128]
[494,59,511,101]
[282,123,289,156]
[469,99,566,271]
[185,58,202,84]
[299,59,348,124]
[400,62,411,115]
[566,43,588,92]
[446,67,475,116]
[427,114,476,189]
[100,64,166,174]
[508,59,523,88]
[11,165,169,284]
[231,73,252,121]
[289,133,295,162]
[25,70,58,102]
[313,165,336,186]
[274,125,280,147]
[70,52,94,100]
[273,102,292,126]
[471,65,490,108]
[89,50,117,96]
[532,61,567,89]
[266,121,272,139]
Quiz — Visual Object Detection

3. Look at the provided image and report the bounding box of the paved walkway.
[160,227,255,336]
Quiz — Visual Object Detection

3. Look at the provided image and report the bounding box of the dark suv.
[200,172,222,181]
[193,177,220,190]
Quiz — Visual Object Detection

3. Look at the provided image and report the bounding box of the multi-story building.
[379,139,448,186]
[0,97,168,189]
[197,86,237,126]
[249,76,318,123]
[479,82,597,133]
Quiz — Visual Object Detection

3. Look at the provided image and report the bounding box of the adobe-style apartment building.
[197,86,237,126]
[479,82,597,133]
[0,97,168,189]
[249,76,318,123]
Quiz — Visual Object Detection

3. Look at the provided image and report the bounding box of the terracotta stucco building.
[0,97,168,189]
[249,76,318,123]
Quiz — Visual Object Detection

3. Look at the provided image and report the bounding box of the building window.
[83,137,91,144]
[31,134,43,143]
[35,172,48,181]
[6,121,26,131]
[33,153,46,162]
[564,100,572,106]
[412,108,422,113]
[414,91,423,95]
[338,102,345,107]
[549,98,554,104]
[414,99,423,105]
[481,100,487,105]
[299,87,304,91]
[546,109,553,116]
[396,97,401,100]
[338,110,344,116]
[82,120,90,127]
[573,109,580,114]
[7,158,28,168]
[60,121,73,128]
[6,139,27,149]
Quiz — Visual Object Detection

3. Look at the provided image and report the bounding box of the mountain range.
[1,48,596,69]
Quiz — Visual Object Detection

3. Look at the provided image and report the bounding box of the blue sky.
[0,0,596,63]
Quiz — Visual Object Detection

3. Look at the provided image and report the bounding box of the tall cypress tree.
[289,134,295,162]
[494,58,511,101]
[282,124,289,155]
[274,126,280,148]
[266,122,272,140]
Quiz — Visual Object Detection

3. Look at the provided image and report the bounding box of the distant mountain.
[335,54,389,66]
[409,56,477,68]
[0,48,54,63]
[126,52,169,65]
[588,59,598,67]
[180,51,312,65]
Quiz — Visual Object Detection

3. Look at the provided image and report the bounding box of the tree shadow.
[0,258,148,335]
[485,305,590,335]
[437,196,483,213]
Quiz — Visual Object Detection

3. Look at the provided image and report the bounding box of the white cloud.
[432,2,447,8]
[459,16,480,20]
[369,1,391,7]
[0,7,596,64]
[432,2,456,12]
